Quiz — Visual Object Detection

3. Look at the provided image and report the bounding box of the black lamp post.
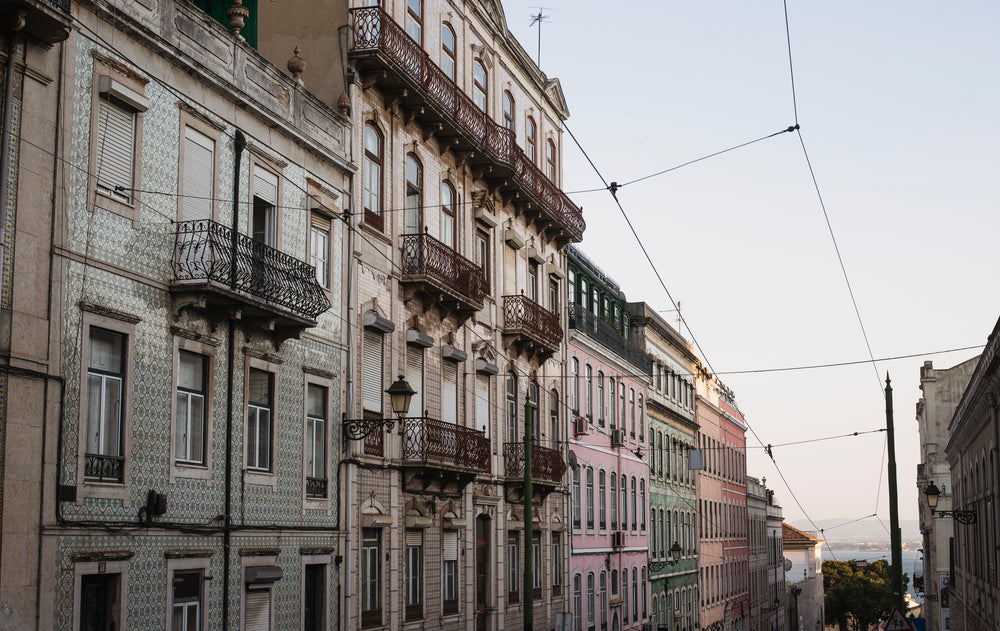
[669,541,682,563]
[342,375,417,440]
[925,481,977,525]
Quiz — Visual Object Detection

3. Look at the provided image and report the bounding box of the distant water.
[827,548,922,599]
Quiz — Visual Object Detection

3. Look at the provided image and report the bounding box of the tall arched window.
[640,480,646,530]
[571,357,580,414]
[549,388,560,448]
[586,466,595,529]
[363,123,383,230]
[572,467,581,530]
[608,377,616,429]
[597,371,605,427]
[506,372,518,443]
[404,153,422,234]
[585,364,593,420]
[620,475,627,530]
[440,181,456,248]
[573,574,583,631]
[609,470,617,529]
[598,469,606,529]
[503,91,515,132]
[641,567,647,618]
[629,388,636,437]
[587,572,596,631]
[599,571,608,631]
[405,0,422,43]
[546,138,557,180]
[631,567,638,622]
[528,381,540,441]
[441,23,456,80]
[526,116,537,163]
[638,395,644,441]
[473,60,487,111]
[630,477,637,531]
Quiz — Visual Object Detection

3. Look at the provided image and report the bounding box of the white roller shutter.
[253,169,279,205]
[95,98,135,203]
[475,374,490,437]
[443,530,458,562]
[182,127,214,221]
[406,346,423,418]
[442,361,457,423]
[244,589,271,631]
[362,331,383,412]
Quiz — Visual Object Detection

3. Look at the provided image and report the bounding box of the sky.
[499,0,1000,537]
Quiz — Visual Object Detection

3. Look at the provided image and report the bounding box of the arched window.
[526,116,537,163]
[598,469,606,529]
[599,571,608,631]
[441,23,456,80]
[573,574,583,631]
[609,470,617,529]
[629,388,636,437]
[572,467,582,530]
[631,567,638,622]
[363,123,383,229]
[597,371,605,427]
[641,567,647,618]
[640,480,646,530]
[473,60,487,111]
[549,388,560,448]
[622,572,628,621]
[638,395,644,441]
[620,475,627,530]
[440,181,456,248]
[546,138,556,180]
[586,466,595,529]
[608,377,617,429]
[630,477,637,531]
[506,372,517,443]
[503,91,515,132]
[528,381,540,441]
[571,357,580,414]
[405,0,422,43]
[585,364,593,420]
[404,153,422,234]
[587,572,596,631]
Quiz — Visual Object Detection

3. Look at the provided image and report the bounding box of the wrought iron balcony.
[568,303,652,374]
[306,477,328,499]
[503,442,566,486]
[171,220,331,334]
[502,294,562,359]
[401,233,487,316]
[401,417,490,475]
[1,0,72,43]
[362,409,385,457]
[349,6,585,245]
[84,453,124,484]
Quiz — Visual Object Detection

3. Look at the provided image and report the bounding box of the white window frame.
[170,334,217,483]
[249,154,283,250]
[405,530,424,620]
[166,556,211,631]
[304,373,333,509]
[361,527,383,627]
[244,355,281,487]
[177,111,221,222]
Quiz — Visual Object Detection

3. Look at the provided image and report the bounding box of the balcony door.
[476,515,491,631]
[250,168,279,291]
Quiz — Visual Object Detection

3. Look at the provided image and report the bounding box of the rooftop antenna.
[658,301,683,332]
[530,8,551,68]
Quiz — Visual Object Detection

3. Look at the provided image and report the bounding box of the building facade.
[765,489,785,631]
[43,0,352,629]
[628,302,699,631]
[944,317,1000,631]
[344,0,583,629]
[718,386,749,631]
[781,523,822,631]
[916,357,978,631]
[566,246,651,631]
[746,477,768,631]
[696,366,724,631]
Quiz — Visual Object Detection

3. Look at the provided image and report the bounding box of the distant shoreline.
[825,548,921,599]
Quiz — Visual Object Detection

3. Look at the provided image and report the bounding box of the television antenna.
[530,8,551,68]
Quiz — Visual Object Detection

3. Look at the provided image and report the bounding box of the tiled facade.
[566,247,651,631]
[717,389,749,631]
[40,0,351,628]
[628,302,700,631]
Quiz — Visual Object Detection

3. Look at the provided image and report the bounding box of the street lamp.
[925,481,977,525]
[669,541,682,562]
[342,375,416,440]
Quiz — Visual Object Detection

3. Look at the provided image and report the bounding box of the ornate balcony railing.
[350,6,584,242]
[402,417,490,474]
[503,442,566,485]
[362,409,385,457]
[401,233,487,307]
[568,303,652,374]
[84,453,124,483]
[502,294,562,351]
[306,477,327,499]
[172,219,331,322]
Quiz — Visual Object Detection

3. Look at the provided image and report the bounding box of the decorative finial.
[226,0,250,42]
[287,47,306,85]
[337,92,351,116]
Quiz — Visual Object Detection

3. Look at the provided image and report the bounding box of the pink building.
[718,385,749,631]
[567,246,652,631]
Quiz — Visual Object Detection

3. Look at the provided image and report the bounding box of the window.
[503,91,515,132]
[405,0,422,43]
[361,529,382,627]
[441,181,457,248]
[552,533,562,595]
[363,123,383,230]
[620,475,627,530]
[171,570,203,631]
[571,357,580,414]
[610,471,617,530]
[549,277,559,314]
[91,66,148,222]
[303,563,327,631]
[476,372,491,436]
[442,360,458,423]
[305,383,328,498]
[180,125,215,221]
[309,211,333,289]
[599,571,608,631]
[572,467,582,529]
[507,531,520,602]
[441,23,456,80]
[608,378,616,429]
[567,268,576,305]
[443,530,459,613]
[244,582,274,631]
[585,364,593,420]
[638,395,644,441]
[619,382,625,434]
[528,381,541,441]
[622,573,628,621]
[611,569,618,596]
[528,259,539,302]
[587,572,596,631]
[632,568,638,622]
[533,532,542,595]
[362,330,384,413]
[85,326,126,483]
[597,372,605,427]
[405,530,423,620]
[549,388,560,449]
[473,60,487,111]
[506,372,518,443]
[175,350,207,466]
[598,470,606,529]
[586,466,595,529]
[573,574,582,631]
[251,165,280,248]
[641,567,647,618]
[629,388,636,437]
[404,153,423,234]
[526,116,537,164]
[476,229,490,293]
[546,139,557,181]
[640,480,646,530]
[246,368,273,472]
[631,477,637,531]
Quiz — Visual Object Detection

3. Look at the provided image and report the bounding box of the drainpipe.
[222,129,246,631]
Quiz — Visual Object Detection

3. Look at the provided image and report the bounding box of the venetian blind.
[442,360,457,423]
[406,345,423,418]
[95,98,135,203]
[405,530,422,547]
[362,330,383,412]
[443,531,458,562]
[244,589,271,631]
[182,126,214,221]
[253,168,279,205]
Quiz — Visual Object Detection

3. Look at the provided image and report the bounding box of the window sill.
[92,189,140,228]
[244,470,277,489]
[171,462,212,485]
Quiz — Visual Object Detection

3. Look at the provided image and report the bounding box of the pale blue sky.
[501,0,1000,531]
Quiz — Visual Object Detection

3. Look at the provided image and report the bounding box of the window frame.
[77,308,136,502]
[405,0,422,44]
[441,22,457,80]
[166,557,209,631]
[361,528,383,627]
[546,138,557,181]
[526,116,537,164]
[503,90,515,132]
[308,207,334,290]
[472,60,488,112]
[507,530,520,603]
[177,111,220,222]
[440,180,457,249]
[405,529,424,620]
[244,356,280,487]
[304,375,332,506]
[249,153,284,250]
[362,122,384,231]
[442,529,460,613]
[170,335,217,483]
[404,152,423,235]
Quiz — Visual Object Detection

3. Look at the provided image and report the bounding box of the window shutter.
[406,530,422,547]
[95,98,135,203]
[254,169,279,205]
[443,531,458,562]
[442,360,457,423]
[362,331,383,412]
[475,374,489,437]
[406,346,423,418]
[182,127,214,221]
[244,589,271,631]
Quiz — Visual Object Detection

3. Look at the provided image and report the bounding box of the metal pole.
[524,394,534,630]
[885,373,905,610]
